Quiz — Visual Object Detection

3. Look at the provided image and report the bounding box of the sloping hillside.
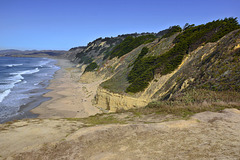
[66,18,240,111]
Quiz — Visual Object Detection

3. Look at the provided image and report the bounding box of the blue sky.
[0,0,239,50]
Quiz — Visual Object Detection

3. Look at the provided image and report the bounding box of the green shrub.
[128,56,157,83]
[84,62,98,72]
[126,69,154,93]
[109,35,156,59]
[162,25,182,38]
[76,51,93,64]
[133,47,149,64]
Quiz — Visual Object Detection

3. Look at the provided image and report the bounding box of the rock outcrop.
[95,87,149,111]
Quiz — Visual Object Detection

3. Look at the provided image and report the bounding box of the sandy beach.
[31,59,101,118]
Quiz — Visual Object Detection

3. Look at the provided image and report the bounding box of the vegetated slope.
[152,28,240,100]
[65,32,159,65]
[108,34,156,59]
[127,18,240,93]
[65,30,172,82]
[98,29,180,94]
[66,17,240,111]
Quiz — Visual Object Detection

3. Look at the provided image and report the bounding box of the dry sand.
[31,59,101,118]
[0,108,240,159]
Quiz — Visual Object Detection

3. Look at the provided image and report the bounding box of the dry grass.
[171,89,240,104]
[65,115,126,126]
[116,89,240,119]
[64,89,240,125]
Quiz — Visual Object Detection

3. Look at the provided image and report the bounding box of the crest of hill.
[65,29,174,64]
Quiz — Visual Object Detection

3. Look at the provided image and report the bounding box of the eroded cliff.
[65,18,240,111]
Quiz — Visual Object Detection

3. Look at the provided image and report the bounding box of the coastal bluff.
[66,19,240,112]
[0,108,240,159]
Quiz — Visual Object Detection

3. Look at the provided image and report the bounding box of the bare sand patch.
[0,108,239,159]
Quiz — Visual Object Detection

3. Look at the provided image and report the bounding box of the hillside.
[66,17,240,112]
[64,32,164,64]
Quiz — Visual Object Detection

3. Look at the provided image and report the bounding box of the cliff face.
[97,30,240,111]
[95,87,149,111]
[65,18,240,111]
[94,34,178,111]
[152,29,240,100]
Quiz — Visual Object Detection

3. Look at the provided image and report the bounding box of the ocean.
[0,57,59,123]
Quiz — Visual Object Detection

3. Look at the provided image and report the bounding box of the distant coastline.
[0,49,66,58]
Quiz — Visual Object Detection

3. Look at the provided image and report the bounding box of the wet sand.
[31,59,101,118]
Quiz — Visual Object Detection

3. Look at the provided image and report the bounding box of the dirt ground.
[0,108,240,160]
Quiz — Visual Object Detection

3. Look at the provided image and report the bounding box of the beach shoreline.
[0,57,60,124]
[30,58,101,119]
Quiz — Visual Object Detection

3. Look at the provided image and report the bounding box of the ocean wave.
[6,64,23,67]
[7,74,24,81]
[0,80,22,91]
[10,68,40,75]
[4,74,25,89]
[38,60,50,67]
[1,68,40,91]
[0,89,11,103]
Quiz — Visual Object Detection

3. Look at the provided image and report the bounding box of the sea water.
[0,57,59,123]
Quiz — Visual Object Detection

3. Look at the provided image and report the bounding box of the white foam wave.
[0,80,22,91]
[0,89,11,103]
[10,68,40,75]
[7,74,24,81]
[38,60,50,67]
[20,68,40,75]
[3,68,39,91]
[7,64,23,67]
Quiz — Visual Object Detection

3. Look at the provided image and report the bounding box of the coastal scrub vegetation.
[76,51,93,64]
[162,25,182,38]
[133,47,149,65]
[84,62,98,72]
[108,34,156,59]
[126,17,240,93]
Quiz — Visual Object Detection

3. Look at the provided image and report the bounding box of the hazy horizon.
[1,0,239,50]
